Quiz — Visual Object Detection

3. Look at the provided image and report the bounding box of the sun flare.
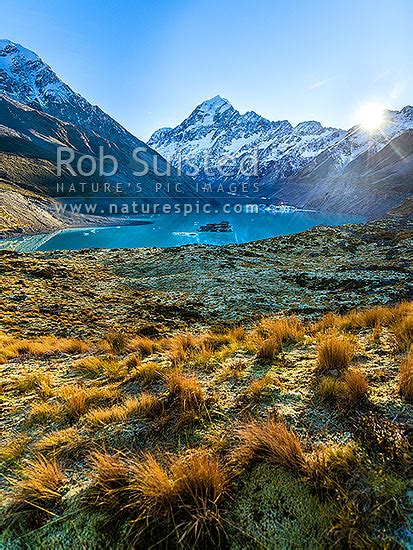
[356,102,385,130]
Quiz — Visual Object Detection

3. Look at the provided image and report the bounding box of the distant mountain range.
[0,39,196,201]
[149,96,413,217]
[149,95,346,181]
[0,38,412,222]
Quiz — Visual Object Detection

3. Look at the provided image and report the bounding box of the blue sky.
[2,0,412,140]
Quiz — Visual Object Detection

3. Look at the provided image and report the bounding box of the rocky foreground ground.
[0,219,412,339]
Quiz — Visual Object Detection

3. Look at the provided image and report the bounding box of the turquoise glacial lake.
[0,211,365,252]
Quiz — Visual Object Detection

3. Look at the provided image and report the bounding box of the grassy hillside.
[0,220,412,548]
[0,304,411,548]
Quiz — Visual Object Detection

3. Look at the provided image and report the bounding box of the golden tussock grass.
[166,370,206,414]
[13,370,53,396]
[190,340,215,368]
[73,356,128,380]
[391,314,413,353]
[58,384,119,419]
[343,369,369,406]
[317,377,346,402]
[309,313,341,334]
[236,418,306,473]
[0,434,31,464]
[339,306,391,331]
[131,361,164,384]
[312,302,413,336]
[10,455,66,509]
[86,451,129,510]
[317,369,368,407]
[127,336,156,358]
[399,346,413,400]
[126,449,229,545]
[104,331,128,354]
[34,427,86,458]
[258,316,305,346]
[84,393,164,426]
[84,405,127,426]
[164,333,197,365]
[316,335,354,372]
[172,450,228,510]
[124,393,164,419]
[28,402,65,425]
[255,337,281,361]
[122,353,140,369]
[127,453,175,516]
[227,326,247,342]
[0,336,89,361]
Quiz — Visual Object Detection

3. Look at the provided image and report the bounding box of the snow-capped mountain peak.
[0,38,200,201]
[0,39,39,65]
[0,39,72,108]
[198,95,231,113]
[148,97,345,181]
[148,95,413,184]
[0,38,149,149]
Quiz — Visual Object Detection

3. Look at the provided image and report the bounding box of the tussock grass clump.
[58,383,119,419]
[0,434,30,465]
[399,346,413,400]
[122,353,140,369]
[6,456,66,525]
[125,393,164,419]
[104,331,128,354]
[127,336,156,358]
[310,303,413,338]
[316,335,354,372]
[164,332,197,365]
[127,453,175,518]
[316,377,346,402]
[28,402,65,424]
[132,361,164,385]
[190,339,215,368]
[34,427,86,458]
[255,337,280,361]
[166,370,206,414]
[339,306,391,331]
[84,393,164,425]
[0,336,89,361]
[85,451,129,512]
[84,405,127,426]
[258,316,305,347]
[343,369,369,406]
[74,356,127,380]
[317,370,368,408]
[236,419,307,473]
[13,456,66,503]
[310,313,341,334]
[126,449,229,546]
[57,338,90,354]
[226,326,247,343]
[13,370,52,396]
[391,314,413,353]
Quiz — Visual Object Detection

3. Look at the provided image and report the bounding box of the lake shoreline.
[0,211,367,252]
[0,215,153,241]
